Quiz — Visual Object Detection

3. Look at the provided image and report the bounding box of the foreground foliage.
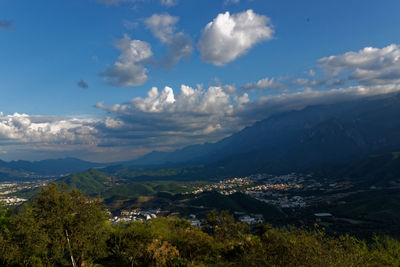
[0,184,399,266]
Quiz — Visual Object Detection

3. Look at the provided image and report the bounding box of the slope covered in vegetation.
[1,184,399,266]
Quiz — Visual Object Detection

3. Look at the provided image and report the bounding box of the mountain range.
[125,93,400,176]
[0,157,105,180]
[2,92,400,181]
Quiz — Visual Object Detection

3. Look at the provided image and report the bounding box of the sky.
[1,0,400,162]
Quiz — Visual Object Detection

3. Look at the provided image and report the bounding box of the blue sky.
[1,0,400,162]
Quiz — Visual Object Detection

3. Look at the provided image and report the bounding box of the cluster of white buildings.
[0,183,20,195]
[243,173,310,208]
[0,181,49,196]
[187,177,251,195]
[0,196,27,206]
[187,214,201,227]
[238,214,264,225]
[183,173,315,209]
[110,209,159,224]
[257,195,307,208]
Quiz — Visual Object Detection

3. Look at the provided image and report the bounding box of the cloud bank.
[242,77,282,92]
[318,44,400,86]
[0,113,98,145]
[95,84,246,148]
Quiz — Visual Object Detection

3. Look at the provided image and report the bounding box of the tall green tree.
[3,183,109,266]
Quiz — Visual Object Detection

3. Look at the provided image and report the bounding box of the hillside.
[57,168,115,195]
[337,152,400,187]
[188,191,284,219]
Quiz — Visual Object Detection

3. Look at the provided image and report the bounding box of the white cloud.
[242,77,282,91]
[222,84,237,95]
[308,69,316,77]
[160,0,177,7]
[145,14,178,43]
[105,117,124,129]
[234,93,250,107]
[132,86,176,112]
[0,113,98,145]
[95,84,243,148]
[100,35,153,87]
[224,0,240,5]
[145,14,193,68]
[98,85,234,115]
[318,44,400,85]
[198,10,274,66]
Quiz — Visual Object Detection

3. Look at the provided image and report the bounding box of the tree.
[203,210,249,240]
[3,183,109,266]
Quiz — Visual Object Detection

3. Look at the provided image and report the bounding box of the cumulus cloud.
[95,84,250,148]
[0,20,12,30]
[234,93,249,108]
[0,113,98,145]
[160,0,177,7]
[318,44,400,85]
[145,14,193,68]
[105,117,124,129]
[198,10,274,66]
[77,79,89,89]
[97,85,235,116]
[100,35,153,87]
[242,77,282,91]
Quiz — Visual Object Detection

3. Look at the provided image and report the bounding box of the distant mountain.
[128,101,355,167]
[0,157,105,178]
[127,93,400,175]
[57,168,114,195]
[55,168,192,199]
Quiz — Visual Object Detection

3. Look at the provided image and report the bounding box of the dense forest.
[1,183,399,266]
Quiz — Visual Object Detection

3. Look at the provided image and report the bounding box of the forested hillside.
[1,184,399,267]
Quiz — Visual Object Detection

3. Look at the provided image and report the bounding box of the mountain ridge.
[125,93,400,175]
[0,157,106,178]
